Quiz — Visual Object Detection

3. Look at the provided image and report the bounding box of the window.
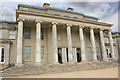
[41,30,44,40]
[1,48,4,62]
[113,38,116,43]
[58,48,62,64]
[41,46,44,60]
[24,46,31,61]
[25,28,31,39]
[9,31,15,39]
[96,47,99,55]
[57,30,61,40]
[86,34,90,42]
[0,47,4,63]
[87,47,92,61]
[76,31,80,41]
[105,37,109,43]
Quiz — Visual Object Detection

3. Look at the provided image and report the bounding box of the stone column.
[52,22,58,64]
[15,19,25,67]
[35,20,42,65]
[72,48,77,63]
[90,27,97,61]
[62,48,67,63]
[99,28,108,60]
[79,26,86,61]
[66,24,73,62]
[108,29,115,59]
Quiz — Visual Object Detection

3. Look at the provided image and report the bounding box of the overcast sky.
[0,0,120,32]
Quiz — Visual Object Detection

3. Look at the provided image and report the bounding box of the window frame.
[24,28,31,39]
[23,46,31,61]
[9,30,16,39]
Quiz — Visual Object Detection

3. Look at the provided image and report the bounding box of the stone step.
[2,60,118,77]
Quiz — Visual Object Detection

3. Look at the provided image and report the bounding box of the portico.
[15,18,115,66]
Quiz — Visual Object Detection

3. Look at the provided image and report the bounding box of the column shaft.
[66,25,73,62]
[72,48,77,63]
[16,19,24,66]
[108,30,115,59]
[90,28,97,60]
[100,29,108,60]
[52,23,58,64]
[36,21,42,64]
[79,26,86,61]
[62,48,67,63]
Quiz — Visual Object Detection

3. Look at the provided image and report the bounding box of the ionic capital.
[90,27,95,30]
[66,24,72,27]
[35,20,43,23]
[79,25,84,28]
[100,28,104,31]
[52,22,58,25]
[17,18,25,22]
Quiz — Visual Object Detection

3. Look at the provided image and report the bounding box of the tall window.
[96,47,99,55]
[87,47,92,61]
[9,31,15,39]
[41,46,44,60]
[105,37,109,43]
[41,30,44,40]
[86,34,90,42]
[76,31,80,41]
[25,28,31,39]
[24,46,31,61]
[0,47,4,63]
[58,48,62,63]
[57,29,61,40]
[1,48,4,62]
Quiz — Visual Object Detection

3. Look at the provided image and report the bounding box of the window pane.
[41,46,44,60]
[24,47,31,61]
[87,48,92,60]
[9,31,15,39]
[25,28,31,39]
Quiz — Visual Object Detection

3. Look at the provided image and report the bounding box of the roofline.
[18,4,99,20]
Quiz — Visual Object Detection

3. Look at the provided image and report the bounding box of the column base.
[15,63,24,67]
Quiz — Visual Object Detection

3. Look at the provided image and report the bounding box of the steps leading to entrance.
[1,60,118,77]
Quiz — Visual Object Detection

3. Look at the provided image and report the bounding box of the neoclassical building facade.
[0,3,119,69]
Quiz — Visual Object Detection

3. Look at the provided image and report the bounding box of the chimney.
[67,7,73,11]
[43,3,50,8]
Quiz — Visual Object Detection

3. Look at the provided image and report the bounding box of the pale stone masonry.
[0,4,119,69]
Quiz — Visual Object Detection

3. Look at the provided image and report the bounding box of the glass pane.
[24,47,31,61]
[87,48,92,60]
